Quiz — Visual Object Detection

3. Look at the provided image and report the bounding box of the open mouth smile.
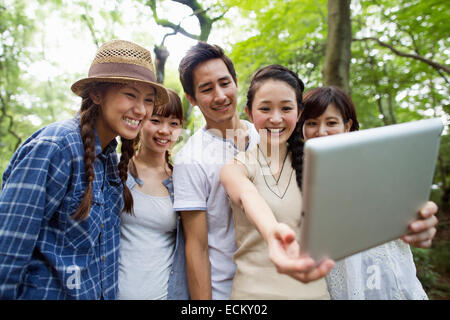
[123,117,141,128]
[212,102,232,112]
[154,138,170,146]
[266,128,286,136]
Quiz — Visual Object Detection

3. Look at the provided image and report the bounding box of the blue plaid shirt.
[0,117,123,299]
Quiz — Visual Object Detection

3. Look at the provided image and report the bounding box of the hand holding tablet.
[300,118,443,263]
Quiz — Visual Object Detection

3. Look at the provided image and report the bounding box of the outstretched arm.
[220,160,334,283]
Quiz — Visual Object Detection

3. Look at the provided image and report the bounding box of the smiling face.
[140,114,181,155]
[186,58,238,130]
[302,103,352,141]
[93,83,155,148]
[247,79,299,148]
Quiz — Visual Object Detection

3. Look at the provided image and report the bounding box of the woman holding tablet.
[220,65,335,299]
[300,86,433,299]
[220,65,438,299]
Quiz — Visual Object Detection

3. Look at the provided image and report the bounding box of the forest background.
[1,0,449,299]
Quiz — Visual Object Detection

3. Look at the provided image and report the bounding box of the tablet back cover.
[300,118,443,262]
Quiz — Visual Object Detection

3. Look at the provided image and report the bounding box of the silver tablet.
[300,118,443,263]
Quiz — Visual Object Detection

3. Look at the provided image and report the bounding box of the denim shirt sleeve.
[0,138,71,299]
[162,176,190,300]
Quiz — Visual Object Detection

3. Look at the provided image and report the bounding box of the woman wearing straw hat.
[0,39,169,300]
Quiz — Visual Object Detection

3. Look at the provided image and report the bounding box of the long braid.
[119,137,135,214]
[165,150,173,171]
[72,99,100,220]
[287,122,305,191]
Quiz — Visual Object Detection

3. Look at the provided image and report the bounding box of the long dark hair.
[246,64,306,190]
[129,88,184,179]
[72,82,134,220]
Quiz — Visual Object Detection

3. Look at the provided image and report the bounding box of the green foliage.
[0,0,38,175]
[227,0,328,116]
[228,0,449,208]
[413,243,450,299]
[412,248,439,292]
[1,0,448,195]
[352,0,449,126]
[352,0,450,205]
[0,0,449,299]
[0,0,154,177]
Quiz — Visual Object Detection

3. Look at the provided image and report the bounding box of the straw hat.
[71,40,169,106]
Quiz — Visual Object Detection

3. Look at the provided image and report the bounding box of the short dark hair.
[300,86,360,137]
[178,42,237,98]
[152,88,184,124]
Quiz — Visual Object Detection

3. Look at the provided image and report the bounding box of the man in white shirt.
[172,42,259,299]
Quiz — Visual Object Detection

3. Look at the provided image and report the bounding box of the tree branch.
[80,3,100,48]
[157,19,200,40]
[353,37,450,74]
[147,0,201,40]
[211,7,229,23]
[370,0,422,55]
[313,0,327,24]
[161,30,179,46]
[172,0,198,8]
[360,37,389,125]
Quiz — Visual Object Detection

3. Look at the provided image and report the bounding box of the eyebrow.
[197,76,232,90]
[306,116,339,121]
[259,99,294,104]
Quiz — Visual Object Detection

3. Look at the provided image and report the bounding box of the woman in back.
[300,86,431,299]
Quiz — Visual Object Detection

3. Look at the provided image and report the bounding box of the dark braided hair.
[246,64,306,190]
[72,96,100,220]
[72,82,135,220]
[118,138,134,214]
[287,123,305,191]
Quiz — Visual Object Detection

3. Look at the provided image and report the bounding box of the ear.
[345,119,353,132]
[185,92,197,107]
[245,106,253,122]
[89,91,102,105]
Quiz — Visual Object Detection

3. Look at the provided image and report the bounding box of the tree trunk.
[322,0,352,93]
[148,0,220,87]
[154,45,170,84]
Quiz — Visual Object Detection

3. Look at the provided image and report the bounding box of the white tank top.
[118,188,176,300]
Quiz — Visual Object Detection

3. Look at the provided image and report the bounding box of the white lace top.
[326,239,428,300]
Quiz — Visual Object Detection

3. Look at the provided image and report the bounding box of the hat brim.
[71,76,169,106]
